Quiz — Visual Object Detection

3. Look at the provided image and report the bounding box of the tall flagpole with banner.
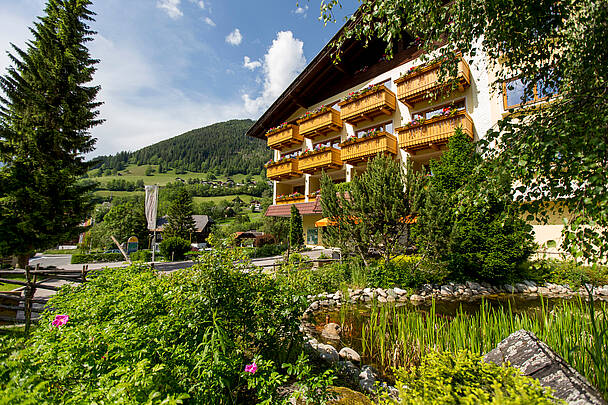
[145,185,159,262]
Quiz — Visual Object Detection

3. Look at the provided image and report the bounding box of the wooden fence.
[0,264,90,337]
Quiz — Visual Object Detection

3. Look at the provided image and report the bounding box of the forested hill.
[92,119,270,176]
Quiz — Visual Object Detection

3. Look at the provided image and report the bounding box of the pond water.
[306,294,605,379]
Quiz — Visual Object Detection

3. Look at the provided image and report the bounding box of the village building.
[247,19,561,252]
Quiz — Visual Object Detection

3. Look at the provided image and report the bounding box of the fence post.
[81,265,86,283]
[24,265,32,338]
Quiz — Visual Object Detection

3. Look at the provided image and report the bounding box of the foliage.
[70,252,125,264]
[130,249,152,262]
[0,0,102,266]
[524,259,608,288]
[289,205,305,249]
[93,119,270,176]
[275,260,348,297]
[159,237,191,261]
[379,350,559,404]
[0,249,315,403]
[90,200,148,250]
[415,128,535,282]
[367,256,447,289]
[262,216,290,245]
[355,299,607,396]
[320,0,608,263]
[248,244,288,259]
[321,155,422,265]
[164,188,196,240]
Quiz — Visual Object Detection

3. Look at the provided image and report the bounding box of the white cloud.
[294,5,309,16]
[225,28,242,46]
[242,31,306,116]
[243,56,261,71]
[157,0,183,19]
[196,0,205,9]
[204,16,216,27]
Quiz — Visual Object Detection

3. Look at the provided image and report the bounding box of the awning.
[315,215,417,227]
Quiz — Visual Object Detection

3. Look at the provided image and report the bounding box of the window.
[356,121,393,138]
[503,76,559,109]
[313,137,341,149]
[412,100,465,120]
[307,228,319,245]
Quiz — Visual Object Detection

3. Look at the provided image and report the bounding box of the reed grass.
[359,297,608,398]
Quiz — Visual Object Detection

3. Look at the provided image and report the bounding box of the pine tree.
[289,205,304,249]
[164,189,196,240]
[0,0,102,267]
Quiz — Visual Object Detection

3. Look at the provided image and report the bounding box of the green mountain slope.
[93,119,269,176]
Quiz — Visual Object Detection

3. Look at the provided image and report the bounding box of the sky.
[0,0,358,157]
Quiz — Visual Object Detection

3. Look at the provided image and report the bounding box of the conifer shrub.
[159,237,191,261]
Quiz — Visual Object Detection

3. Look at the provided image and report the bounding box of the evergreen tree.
[0,0,102,267]
[289,205,304,249]
[164,188,196,240]
[415,128,535,281]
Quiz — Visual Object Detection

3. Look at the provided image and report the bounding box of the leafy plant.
[159,237,191,261]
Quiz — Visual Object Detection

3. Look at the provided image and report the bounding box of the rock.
[504,284,516,293]
[394,287,407,295]
[515,283,528,293]
[410,294,424,302]
[538,286,551,295]
[310,301,319,311]
[597,286,608,296]
[387,295,395,302]
[316,343,340,363]
[484,330,605,405]
[377,296,387,303]
[387,288,397,298]
[359,365,379,394]
[339,347,361,363]
[322,323,341,340]
[336,360,361,384]
[440,285,453,296]
[376,288,387,298]
[466,281,482,290]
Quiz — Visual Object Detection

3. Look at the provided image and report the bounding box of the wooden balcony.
[340,131,398,164]
[266,159,301,181]
[266,124,303,150]
[276,195,306,205]
[338,85,396,125]
[394,57,471,108]
[297,108,343,139]
[397,110,474,153]
[298,147,343,174]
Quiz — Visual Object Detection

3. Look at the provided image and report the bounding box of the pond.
[305,294,606,380]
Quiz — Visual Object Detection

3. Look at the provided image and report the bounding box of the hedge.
[71,253,125,264]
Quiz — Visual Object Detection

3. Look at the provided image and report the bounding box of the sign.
[127,236,139,253]
[145,185,159,231]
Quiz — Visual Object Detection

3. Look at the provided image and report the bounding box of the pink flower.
[52,314,69,327]
[245,363,258,374]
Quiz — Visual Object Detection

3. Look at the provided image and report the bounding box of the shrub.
[249,244,287,258]
[159,236,191,261]
[380,350,559,404]
[368,256,448,289]
[525,259,608,288]
[129,249,151,262]
[276,260,348,296]
[70,253,124,264]
[0,249,324,403]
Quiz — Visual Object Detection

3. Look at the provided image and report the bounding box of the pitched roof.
[154,215,213,232]
[246,12,418,140]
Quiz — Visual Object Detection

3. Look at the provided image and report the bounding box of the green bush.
[0,249,326,403]
[250,244,287,258]
[380,350,559,404]
[276,260,348,296]
[129,249,151,262]
[368,256,448,289]
[70,253,124,264]
[524,259,608,288]
[159,236,191,261]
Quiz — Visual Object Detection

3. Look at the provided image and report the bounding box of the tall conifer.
[164,189,196,240]
[0,0,102,267]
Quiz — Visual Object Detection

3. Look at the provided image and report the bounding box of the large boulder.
[322,322,342,340]
[484,330,606,405]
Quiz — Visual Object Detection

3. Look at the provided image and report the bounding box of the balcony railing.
[266,159,301,181]
[338,85,396,126]
[340,131,398,164]
[298,147,343,174]
[397,110,474,153]
[297,108,343,139]
[266,124,303,150]
[394,57,471,108]
[276,195,306,205]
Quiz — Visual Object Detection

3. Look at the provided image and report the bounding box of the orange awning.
[315,218,337,227]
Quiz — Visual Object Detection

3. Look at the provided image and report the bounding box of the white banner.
[145,185,159,231]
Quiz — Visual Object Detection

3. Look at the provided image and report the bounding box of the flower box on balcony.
[265,124,303,150]
[298,147,343,174]
[276,194,306,205]
[394,56,471,108]
[396,110,474,153]
[339,131,398,164]
[297,107,343,139]
[338,84,396,125]
[266,158,301,181]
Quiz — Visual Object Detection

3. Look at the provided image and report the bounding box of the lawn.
[193,194,256,205]
[0,275,26,292]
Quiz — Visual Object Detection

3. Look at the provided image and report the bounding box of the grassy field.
[0,275,25,292]
[90,164,264,187]
[193,195,258,205]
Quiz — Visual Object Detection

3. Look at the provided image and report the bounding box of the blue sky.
[0,0,357,157]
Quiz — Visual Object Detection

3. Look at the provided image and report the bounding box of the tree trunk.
[17,254,29,269]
